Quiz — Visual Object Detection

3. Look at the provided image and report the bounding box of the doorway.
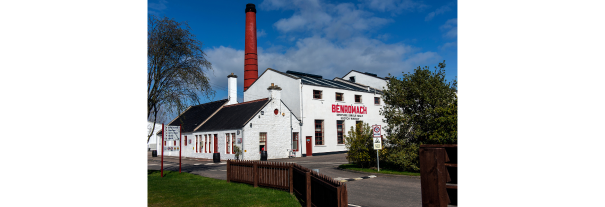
[306,136,312,156]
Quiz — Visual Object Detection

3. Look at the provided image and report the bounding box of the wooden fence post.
[289,164,293,194]
[254,161,258,188]
[306,171,311,207]
[226,159,231,183]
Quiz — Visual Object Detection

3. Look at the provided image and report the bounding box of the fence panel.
[228,160,347,207]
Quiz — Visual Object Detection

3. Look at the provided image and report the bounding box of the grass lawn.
[338,164,421,176]
[148,170,301,207]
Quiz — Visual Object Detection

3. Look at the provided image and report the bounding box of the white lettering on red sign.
[331,104,367,114]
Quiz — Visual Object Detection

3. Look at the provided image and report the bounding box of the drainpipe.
[241,128,245,160]
[290,110,293,156]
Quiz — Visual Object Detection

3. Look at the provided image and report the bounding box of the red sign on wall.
[331,104,367,114]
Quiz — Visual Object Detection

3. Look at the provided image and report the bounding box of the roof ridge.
[223,98,269,107]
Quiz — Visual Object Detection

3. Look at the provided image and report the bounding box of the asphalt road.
[148,152,422,207]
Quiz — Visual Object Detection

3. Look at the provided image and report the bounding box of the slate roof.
[285,70,378,93]
[167,99,228,133]
[342,70,390,80]
[195,98,270,132]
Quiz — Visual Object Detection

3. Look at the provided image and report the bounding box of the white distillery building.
[157,74,301,160]
[244,69,389,157]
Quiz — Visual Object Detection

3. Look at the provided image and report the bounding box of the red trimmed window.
[184,136,187,146]
[204,135,207,153]
[292,132,299,151]
[313,90,322,99]
[336,92,343,101]
[226,133,230,154]
[337,120,344,144]
[231,133,236,154]
[260,132,267,152]
[315,120,324,145]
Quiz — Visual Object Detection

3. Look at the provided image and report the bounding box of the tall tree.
[148,15,214,142]
[381,60,457,171]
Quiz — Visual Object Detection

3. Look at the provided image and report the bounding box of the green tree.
[381,60,457,171]
[148,15,214,142]
[344,122,375,168]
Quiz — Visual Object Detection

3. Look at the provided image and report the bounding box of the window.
[335,92,343,101]
[259,132,267,152]
[374,97,380,105]
[205,135,208,153]
[313,90,322,99]
[315,120,324,145]
[231,133,236,154]
[184,136,187,146]
[337,120,344,144]
[292,132,299,151]
[355,95,362,103]
[226,133,230,154]
[349,76,355,82]
[195,135,199,153]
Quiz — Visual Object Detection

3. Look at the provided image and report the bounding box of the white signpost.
[164,126,180,141]
[161,125,182,177]
[372,125,382,171]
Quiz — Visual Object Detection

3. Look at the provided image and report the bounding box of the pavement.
[148,151,423,207]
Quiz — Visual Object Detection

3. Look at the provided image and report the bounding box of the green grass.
[148,170,301,207]
[338,164,421,176]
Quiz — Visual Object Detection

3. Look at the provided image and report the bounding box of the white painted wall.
[299,85,387,155]
[241,98,301,160]
[244,69,302,119]
[342,71,388,91]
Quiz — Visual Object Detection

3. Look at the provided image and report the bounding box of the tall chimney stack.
[244,3,258,91]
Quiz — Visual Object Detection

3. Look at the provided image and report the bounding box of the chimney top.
[267,83,282,90]
[227,73,238,78]
[245,3,256,13]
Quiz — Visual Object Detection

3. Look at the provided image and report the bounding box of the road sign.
[373,137,382,150]
[372,125,381,137]
[164,126,180,140]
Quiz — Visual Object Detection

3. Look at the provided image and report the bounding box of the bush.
[344,123,376,168]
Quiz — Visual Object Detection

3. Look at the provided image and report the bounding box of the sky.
[149,0,457,104]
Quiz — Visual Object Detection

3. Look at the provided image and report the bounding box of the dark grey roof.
[286,71,378,93]
[195,98,270,132]
[168,99,229,132]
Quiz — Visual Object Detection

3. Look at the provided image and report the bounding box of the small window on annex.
[292,132,299,151]
[374,97,380,105]
[349,76,355,82]
[313,90,322,99]
[355,95,362,103]
[259,132,267,152]
[335,92,343,101]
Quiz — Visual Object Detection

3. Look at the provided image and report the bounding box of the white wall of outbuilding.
[342,71,388,91]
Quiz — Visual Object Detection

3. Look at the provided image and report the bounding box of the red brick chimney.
[244,3,258,91]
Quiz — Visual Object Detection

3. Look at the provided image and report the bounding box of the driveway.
[148,152,422,207]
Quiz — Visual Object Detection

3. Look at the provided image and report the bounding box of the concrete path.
[147,152,423,207]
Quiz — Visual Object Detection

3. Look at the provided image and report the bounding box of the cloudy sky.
[149,0,457,103]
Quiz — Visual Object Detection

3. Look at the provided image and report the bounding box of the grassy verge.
[338,164,420,176]
[148,170,300,207]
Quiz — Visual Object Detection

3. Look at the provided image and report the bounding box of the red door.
[214,134,218,153]
[306,136,312,156]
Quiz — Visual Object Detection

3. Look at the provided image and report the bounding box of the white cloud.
[440,18,457,38]
[438,42,457,50]
[262,0,390,40]
[425,3,454,21]
[360,0,428,15]
[257,29,267,38]
[205,36,441,88]
[148,0,167,16]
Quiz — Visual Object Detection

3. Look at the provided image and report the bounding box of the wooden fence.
[227,160,348,207]
[419,144,457,207]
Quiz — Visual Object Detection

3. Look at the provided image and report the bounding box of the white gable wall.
[342,71,388,91]
[244,70,302,118]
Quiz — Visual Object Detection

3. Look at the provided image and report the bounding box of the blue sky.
[149,0,457,103]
